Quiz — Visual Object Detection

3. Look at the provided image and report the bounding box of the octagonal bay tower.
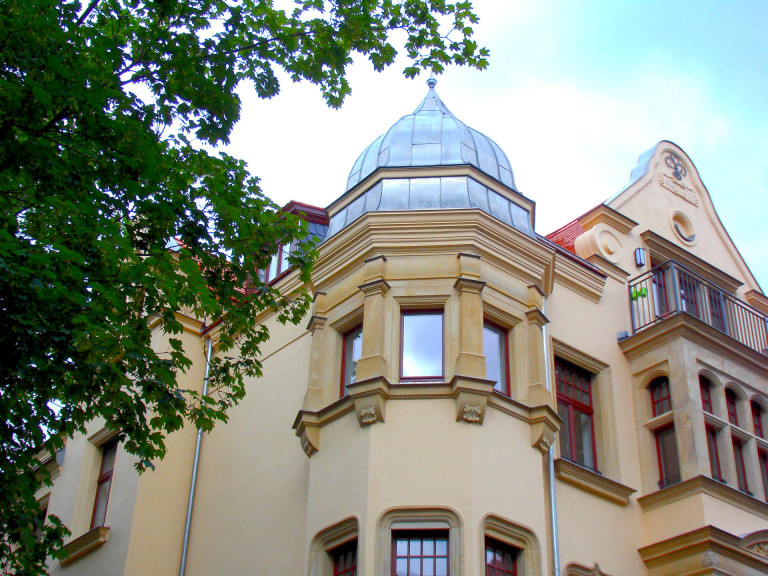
[290,78,562,576]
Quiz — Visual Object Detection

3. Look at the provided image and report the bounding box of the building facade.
[37,80,768,576]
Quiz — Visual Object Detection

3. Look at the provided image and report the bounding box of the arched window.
[699,375,713,413]
[752,401,765,439]
[650,377,672,416]
[649,377,680,488]
[726,388,739,426]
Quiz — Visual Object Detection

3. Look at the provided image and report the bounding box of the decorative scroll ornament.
[359,407,378,425]
[463,403,483,422]
[700,551,719,567]
[748,542,768,558]
[665,151,688,180]
[300,434,316,457]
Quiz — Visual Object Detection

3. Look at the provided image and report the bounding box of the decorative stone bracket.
[348,376,390,427]
[451,375,495,424]
[529,404,560,452]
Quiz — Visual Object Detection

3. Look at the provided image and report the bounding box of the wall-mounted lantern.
[634,247,647,268]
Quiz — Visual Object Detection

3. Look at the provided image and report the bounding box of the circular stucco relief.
[671,211,696,244]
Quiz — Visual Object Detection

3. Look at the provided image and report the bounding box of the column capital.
[358,278,391,297]
[454,277,486,295]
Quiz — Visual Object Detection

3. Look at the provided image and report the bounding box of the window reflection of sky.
[402,313,442,378]
[483,325,502,389]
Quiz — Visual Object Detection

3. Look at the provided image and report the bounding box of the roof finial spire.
[427,73,437,89]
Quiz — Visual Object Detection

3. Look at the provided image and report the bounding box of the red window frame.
[340,325,363,397]
[392,530,449,576]
[655,424,681,489]
[732,436,749,493]
[483,320,509,395]
[258,241,296,284]
[705,425,722,481]
[399,310,444,382]
[555,357,597,470]
[759,449,768,502]
[699,376,713,413]
[91,438,118,529]
[332,539,358,576]
[752,401,764,439]
[726,389,739,426]
[650,377,672,417]
[485,537,518,576]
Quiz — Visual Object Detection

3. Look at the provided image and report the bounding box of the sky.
[225,0,768,291]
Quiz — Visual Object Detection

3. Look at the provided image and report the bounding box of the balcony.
[629,260,768,356]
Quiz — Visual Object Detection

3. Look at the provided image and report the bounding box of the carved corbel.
[293,412,321,458]
[529,404,560,453]
[451,375,494,424]
[349,376,390,427]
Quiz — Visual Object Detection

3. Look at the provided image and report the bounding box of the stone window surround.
[309,516,359,576]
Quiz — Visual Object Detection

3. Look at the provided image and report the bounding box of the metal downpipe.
[179,336,213,576]
[542,296,560,576]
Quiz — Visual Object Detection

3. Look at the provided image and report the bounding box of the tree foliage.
[0,0,487,571]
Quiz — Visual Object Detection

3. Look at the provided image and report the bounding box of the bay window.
[649,377,680,488]
[483,321,508,394]
[732,436,749,493]
[400,311,443,381]
[705,425,723,482]
[341,325,363,396]
[726,389,739,426]
[752,401,764,438]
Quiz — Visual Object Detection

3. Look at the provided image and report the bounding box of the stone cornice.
[638,525,768,574]
[619,313,768,373]
[637,475,768,521]
[578,204,638,235]
[554,458,636,505]
[312,209,556,298]
[60,526,110,566]
[553,252,606,303]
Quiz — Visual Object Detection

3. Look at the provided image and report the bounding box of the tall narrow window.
[485,537,518,576]
[650,377,672,416]
[483,321,508,394]
[91,439,118,528]
[555,358,596,470]
[332,540,358,576]
[401,311,443,381]
[752,401,765,439]
[733,436,749,493]
[341,325,363,396]
[650,377,680,488]
[705,425,722,481]
[759,450,768,502]
[655,425,681,488]
[699,376,713,413]
[392,531,448,576]
[726,389,739,426]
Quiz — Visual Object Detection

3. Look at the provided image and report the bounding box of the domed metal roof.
[345,77,517,192]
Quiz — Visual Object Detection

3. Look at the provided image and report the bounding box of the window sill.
[638,475,768,521]
[554,458,636,505]
[60,526,110,566]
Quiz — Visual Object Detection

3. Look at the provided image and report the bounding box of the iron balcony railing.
[629,260,768,356]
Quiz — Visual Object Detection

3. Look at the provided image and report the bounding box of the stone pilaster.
[355,256,390,382]
[454,253,486,379]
